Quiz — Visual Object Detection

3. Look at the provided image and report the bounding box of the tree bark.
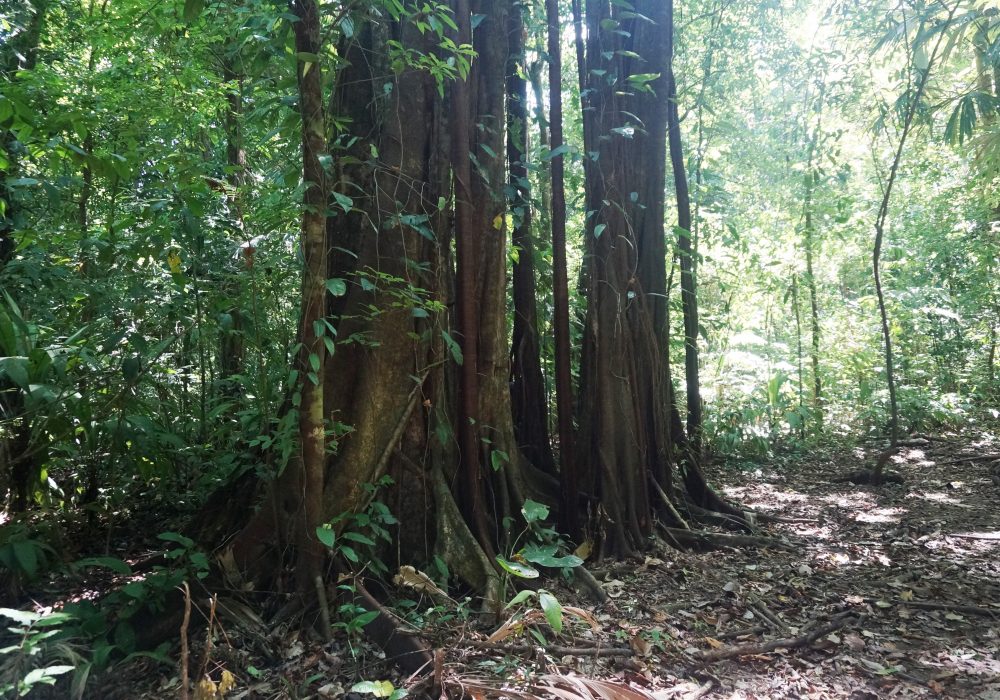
[871,1,959,476]
[507,1,556,477]
[802,95,824,431]
[545,0,578,539]
[578,0,674,555]
[665,0,701,457]
[291,0,328,596]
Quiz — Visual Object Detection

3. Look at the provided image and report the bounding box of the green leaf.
[157,532,195,548]
[627,72,660,85]
[504,589,537,609]
[0,608,42,626]
[342,531,376,546]
[521,499,549,523]
[542,144,571,161]
[75,557,133,575]
[325,278,347,296]
[0,357,29,389]
[593,223,606,238]
[538,590,563,634]
[333,192,353,213]
[441,330,463,365]
[315,527,336,548]
[23,666,73,686]
[522,544,583,569]
[495,555,539,579]
[351,679,395,696]
[490,449,509,471]
[353,610,379,627]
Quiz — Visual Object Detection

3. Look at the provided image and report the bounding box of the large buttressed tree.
[576,0,746,557]
[225,0,532,602]
[577,0,674,556]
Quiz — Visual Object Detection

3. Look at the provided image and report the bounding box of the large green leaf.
[495,555,539,579]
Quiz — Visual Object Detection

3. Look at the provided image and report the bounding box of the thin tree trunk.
[507,1,556,476]
[791,275,804,438]
[801,92,824,431]
[291,0,328,595]
[665,0,701,456]
[871,1,958,476]
[545,0,577,539]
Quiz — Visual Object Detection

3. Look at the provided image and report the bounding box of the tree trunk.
[870,1,959,477]
[291,0,328,596]
[545,0,578,539]
[507,1,556,477]
[802,98,824,431]
[578,0,674,556]
[665,0,702,457]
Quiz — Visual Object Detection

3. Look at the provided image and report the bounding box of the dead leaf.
[393,565,452,604]
[844,632,866,651]
[630,634,652,656]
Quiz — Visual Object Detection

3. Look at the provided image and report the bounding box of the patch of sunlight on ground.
[722,483,809,506]
[908,491,968,507]
[854,507,906,524]
[819,492,879,510]
[812,548,892,568]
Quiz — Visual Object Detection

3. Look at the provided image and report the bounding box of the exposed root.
[660,526,798,552]
[350,578,434,675]
[834,469,904,485]
[689,612,860,665]
[430,463,501,611]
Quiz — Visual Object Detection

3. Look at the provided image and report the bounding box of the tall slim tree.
[507,0,556,476]
[545,0,577,538]
[665,0,702,457]
[801,83,825,431]
[290,0,328,596]
[871,2,959,479]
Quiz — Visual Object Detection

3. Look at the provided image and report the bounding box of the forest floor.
[60,430,1000,698]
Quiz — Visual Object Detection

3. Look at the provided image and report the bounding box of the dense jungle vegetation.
[1,0,999,697]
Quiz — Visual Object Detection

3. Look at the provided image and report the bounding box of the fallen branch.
[717,625,766,640]
[756,513,819,525]
[690,614,857,664]
[661,527,798,552]
[471,640,634,657]
[945,532,1000,542]
[934,453,1000,466]
[748,598,790,635]
[864,597,999,618]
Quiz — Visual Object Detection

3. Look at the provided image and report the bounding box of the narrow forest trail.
[100,433,1000,699]
[421,434,1000,700]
